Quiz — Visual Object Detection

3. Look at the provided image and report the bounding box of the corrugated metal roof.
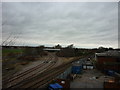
[96,50,120,57]
[43,48,61,51]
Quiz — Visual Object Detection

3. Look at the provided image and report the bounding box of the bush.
[23,47,44,57]
[56,48,75,57]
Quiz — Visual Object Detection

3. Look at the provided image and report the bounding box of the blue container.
[104,70,115,76]
[48,83,63,90]
[72,65,82,74]
[107,70,115,76]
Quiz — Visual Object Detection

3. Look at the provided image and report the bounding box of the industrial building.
[43,48,61,52]
[95,50,120,73]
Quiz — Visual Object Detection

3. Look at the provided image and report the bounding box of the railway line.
[3,53,80,88]
[8,62,71,88]
[3,53,58,88]
[32,64,71,88]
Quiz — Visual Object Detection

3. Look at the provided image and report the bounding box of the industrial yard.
[2,46,120,89]
[70,69,104,88]
[1,2,119,89]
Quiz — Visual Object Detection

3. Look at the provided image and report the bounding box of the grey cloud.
[2,2,118,48]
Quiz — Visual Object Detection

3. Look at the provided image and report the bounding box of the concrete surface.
[70,69,105,88]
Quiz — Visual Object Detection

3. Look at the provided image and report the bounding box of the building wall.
[96,56,120,72]
[97,56,117,64]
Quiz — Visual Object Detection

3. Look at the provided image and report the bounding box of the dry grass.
[58,57,79,64]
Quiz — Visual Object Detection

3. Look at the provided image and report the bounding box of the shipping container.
[72,65,82,74]
[57,66,72,79]
[48,83,63,90]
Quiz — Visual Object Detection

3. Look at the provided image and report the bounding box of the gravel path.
[13,56,48,76]
[13,52,62,76]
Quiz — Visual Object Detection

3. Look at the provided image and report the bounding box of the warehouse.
[95,50,120,73]
[43,48,61,52]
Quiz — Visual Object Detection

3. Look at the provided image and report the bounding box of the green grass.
[2,48,23,54]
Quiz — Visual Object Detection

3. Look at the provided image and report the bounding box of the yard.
[70,69,105,88]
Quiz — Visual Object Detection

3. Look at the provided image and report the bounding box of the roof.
[95,50,120,57]
[43,48,61,51]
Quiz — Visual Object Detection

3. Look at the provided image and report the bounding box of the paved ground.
[70,69,105,88]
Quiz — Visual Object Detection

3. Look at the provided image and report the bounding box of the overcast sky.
[2,2,118,48]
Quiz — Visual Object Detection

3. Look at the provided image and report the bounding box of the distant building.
[95,50,120,73]
[43,48,61,52]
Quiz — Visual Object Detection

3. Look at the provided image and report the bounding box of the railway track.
[32,64,71,88]
[3,53,79,88]
[6,63,55,88]
[3,53,58,88]
[8,62,71,88]
[4,63,45,82]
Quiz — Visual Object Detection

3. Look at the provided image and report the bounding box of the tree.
[36,45,45,56]
[56,47,75,57]
[66,44,74,48]
[108,47,113,50]
[2,32,20,46]
[54,44,62,49]
[23,47,36,56]
[98,46,107,52]
[23,45,46,57]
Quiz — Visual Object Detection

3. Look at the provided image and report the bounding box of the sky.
[2,2,118,48]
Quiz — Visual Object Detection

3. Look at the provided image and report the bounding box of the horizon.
[2,44,119,49]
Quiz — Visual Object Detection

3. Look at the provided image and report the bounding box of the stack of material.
[104,76,120,89]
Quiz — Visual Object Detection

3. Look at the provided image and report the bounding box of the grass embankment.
[2,48,23,53]
[2,48,36,78]
[2,48,24,78]
[2,48,24,63]
[2,48,47,79]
